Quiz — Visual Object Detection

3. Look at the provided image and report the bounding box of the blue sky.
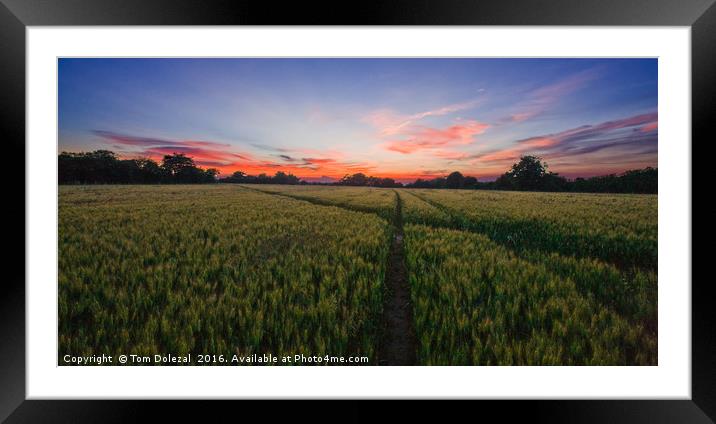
[59,58,657,181]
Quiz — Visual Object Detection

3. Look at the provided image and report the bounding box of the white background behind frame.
[27,27,690,399]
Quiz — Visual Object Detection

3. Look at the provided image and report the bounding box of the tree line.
[59,150,219,184]
[222,171,401,187]
[222,170,301,185]
[335,173,402,188]
[59,150,656,193]
[407,156,657,194]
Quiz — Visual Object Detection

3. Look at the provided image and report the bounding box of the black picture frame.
[2,0,712,422]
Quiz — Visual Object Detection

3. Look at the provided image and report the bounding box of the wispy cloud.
[276,154,299,162]
[498,68,603,124]
[93,130,231,149]
[471,112,658,167]
[94,130,254,167]
[364,98,482,137]
[251,143,290,152]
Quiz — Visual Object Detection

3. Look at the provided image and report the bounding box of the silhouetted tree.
[492,156,570,191]
[161,153,196,179]
[446,171,465,189]
[339,173,368,186]
[204,168,220,182]
[223,171,248,183]
[271,171,300,185]
[505,155,547,191]
[135,158,163,183]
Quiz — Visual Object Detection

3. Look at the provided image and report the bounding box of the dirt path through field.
[378,191,417,365]
[242,184,417,364]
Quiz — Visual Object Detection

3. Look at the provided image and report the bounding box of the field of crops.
[59,185,390,363]
[399,188,657,365]
[59,184,657,365]
[404,224,656,365]
[408,189,657,270]
[250,184,396,221]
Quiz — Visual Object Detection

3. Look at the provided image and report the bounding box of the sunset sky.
[58,58,657,182]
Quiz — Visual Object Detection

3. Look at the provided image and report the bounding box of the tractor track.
[377,191,417,365]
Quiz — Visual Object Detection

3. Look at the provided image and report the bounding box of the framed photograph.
[3,0,713,421]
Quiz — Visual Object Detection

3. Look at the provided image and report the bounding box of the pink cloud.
[384,120,489,154]
[519,136,559,148]
[433,150,472,160]
[505,112,535,123]
[141,146,252,166]
[640,121,658,133]
[476,148,523,163]
[593,113,657,132]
